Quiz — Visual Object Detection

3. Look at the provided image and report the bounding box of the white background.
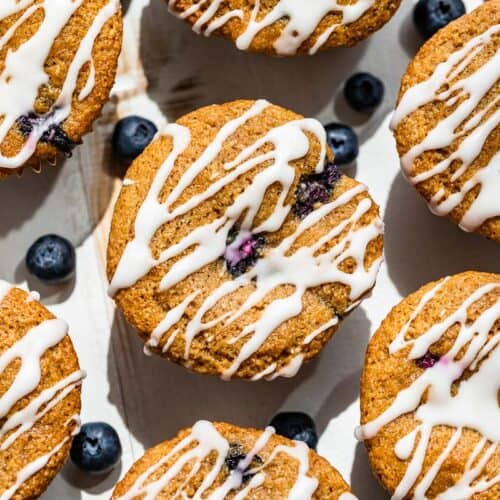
[0,0,497,498]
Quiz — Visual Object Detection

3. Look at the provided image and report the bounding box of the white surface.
[0,1,497,499]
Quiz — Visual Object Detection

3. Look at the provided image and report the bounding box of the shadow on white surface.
[139,1,369,122]
[106,306,371,449]
[385,173,500,297]
[351,441,388,499]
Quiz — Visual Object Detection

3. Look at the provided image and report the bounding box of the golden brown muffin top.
[358,271,500,499]
[391,1,500,243]
[0,281,83,499]
[112,421,354,499]
[167,0,401,55]
[107,99,384,380]
[0,0,122,177]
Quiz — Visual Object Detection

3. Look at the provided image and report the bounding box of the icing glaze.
[0,282,84,498]
[109,100,383,379]
[115,420,321,499]
[356,276,500,499]
[0,0,119,169]
[168,0,377,55]
[391,23,500,232]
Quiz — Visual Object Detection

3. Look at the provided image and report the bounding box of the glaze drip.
[391,23,500,232]
[356,276,500,499]
[0,0,119,169]
[115,421,320,499]
[109,100,383,379]
[168,0,377,55]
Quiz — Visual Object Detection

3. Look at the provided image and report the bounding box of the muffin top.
[357,271,500,499]
[167,0,402,55]
[107,99,383,380]
[112,420,355,499]
[391,0,500,242]
[0,280,84,499]
[0,0,122,177]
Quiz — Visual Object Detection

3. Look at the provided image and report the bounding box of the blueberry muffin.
[391,1,500,242]
[112,421,356,499]
[357,271,500,499]
[0,0,122,178]
[166,0,402,56]
[0,280,84,499]
[107,99,384,381]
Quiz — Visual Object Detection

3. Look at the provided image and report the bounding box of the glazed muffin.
[0,0,122,178]
[391,1,500,242]
[0,280,84,499]
[112,420,356,499]
[166,0,402,56]
[107,99,384,381]
[357,271,500,499]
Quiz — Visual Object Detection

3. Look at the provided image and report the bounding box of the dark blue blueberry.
[17,113,75,156]
[70,422,122,474]
[270,412,318,450]
[42,125,74,155]
[321,161,341,187]
[293,161,341,218]
[413,0,465,39]
[415,351,440,369]
[325,123,359,166]
[26,235,75,284]
[225,443,262,483]
[344,72,385,113]
[112,116,157,160]
[225,443,247,471]
[224,231,265,277]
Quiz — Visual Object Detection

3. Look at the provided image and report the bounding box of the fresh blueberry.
[344,72,385,113]
[270,412,318,450]
[413,0,466,39]
[70,422,122,474]
[112,116,157,160]
[324,123,359,166]
[415,351,440,369]
[224,230,265,277]
[26,235,75,284]
[293,162,341,218]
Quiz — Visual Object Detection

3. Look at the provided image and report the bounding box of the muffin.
[107,99,384,381]
[166,0,402,56]
[357,271,500,499]
[0,0,122,178]
[112,420,355,499]
[0,280,84,499]
[391,1,500,242]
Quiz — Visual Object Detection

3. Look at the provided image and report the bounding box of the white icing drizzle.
[356,276,500,499]
[0,288,85,498]
[108,99,383,379]
[168,0,377,55]
[391,24,500,232]
[116,420,320,499]
[0,0,119,169]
